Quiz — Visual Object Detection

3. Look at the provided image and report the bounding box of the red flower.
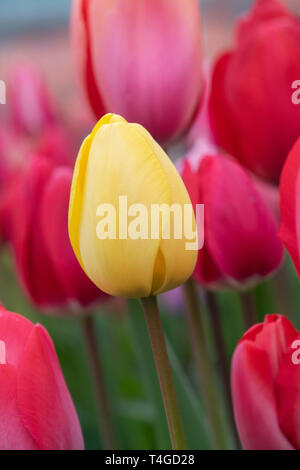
[279,136,300,276]
[209,0,300,183]
[10,155,108,312]
[232,314,300,450]
[0,306,84,449]
[71,0,204,144]
[181,153,283,288]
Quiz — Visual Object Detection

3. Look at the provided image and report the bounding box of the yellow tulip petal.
[68,113,126,271]
[78,121,172,297]
[131,124,198,295]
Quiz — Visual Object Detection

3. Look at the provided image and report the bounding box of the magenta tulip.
[0,305,84,449]
[181,152,283,288]
[71,0,204,143]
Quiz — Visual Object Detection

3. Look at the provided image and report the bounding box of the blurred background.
[0,0,300,451]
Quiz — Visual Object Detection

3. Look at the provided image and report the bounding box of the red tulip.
[209,0,300,183]
[181,153,283,289]
[232,314,300,450]
[11,155,108,312]
[71,0,203,143]
[0,305,84,449]
[279,136,300,276]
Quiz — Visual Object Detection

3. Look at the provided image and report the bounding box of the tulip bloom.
[232,314,300,450]
[209,0,300,183]
[11,155,107,312]
[9,65,55,137]
[279,136,300,276]
[69,113,197,298]
[71,0,203,144]
[0,305,84,449]
[181,153,283,289]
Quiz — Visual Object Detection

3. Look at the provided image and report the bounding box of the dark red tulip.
[11,155,108,312]
[232,314,300,450]
[209,0,300,183]
[0,305,84,449]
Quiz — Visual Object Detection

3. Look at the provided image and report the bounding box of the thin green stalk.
[81,315,115,449]
[206,291,241,449]
[183,280,228,450]
[141,296,186,450]
[239,290,257,329]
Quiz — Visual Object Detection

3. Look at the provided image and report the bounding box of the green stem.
[239,290,257,330]
[81,316,115,450]
[183,280,228,450]
[206,291,241,449]
[141,296,186,450]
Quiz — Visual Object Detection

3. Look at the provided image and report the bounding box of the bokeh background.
[0,0,300,450]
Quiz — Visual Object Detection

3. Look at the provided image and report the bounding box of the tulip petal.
[87,0,203,142]
[131,125,197,294]
[18,324,84,450]
[71,0,107,118]
[0,307,33,367]
[41,167,105,309]
[232,340,294,450]
[73,118,172,297]
[276,333,300,450]
[0,365,38,450]
[279,137,300,277]
[200,156,283,284]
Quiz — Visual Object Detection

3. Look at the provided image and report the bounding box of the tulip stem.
[81,316,115,450]
[239,290,257,330]
[141,296,187,450]
[183,280,228,450]
[205,291,242,449]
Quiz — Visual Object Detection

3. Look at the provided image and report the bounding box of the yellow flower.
[68,114,197,298]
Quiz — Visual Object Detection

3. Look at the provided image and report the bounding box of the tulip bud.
[181,152,283,289]
[0,305,84,449]
[232,314,300,450]
[68,113,197,298]
[11,155,107,312]
[71,0,203,144]
[209,0,300,183]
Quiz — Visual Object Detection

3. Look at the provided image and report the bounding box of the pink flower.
[232,314,300,450]
[0,305,84,449]
[71,0,204,144]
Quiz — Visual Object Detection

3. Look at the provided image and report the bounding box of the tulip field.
[1,0,300,453]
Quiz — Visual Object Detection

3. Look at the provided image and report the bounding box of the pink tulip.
[209,0,300,183]
[10,155,108,312]
[181,153,283,289]
[0,305,84,449]
[232,314,300,450]
[9,65,55,137]
[71,0,204,143]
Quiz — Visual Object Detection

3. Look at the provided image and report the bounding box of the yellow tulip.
[68,113,197,298]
